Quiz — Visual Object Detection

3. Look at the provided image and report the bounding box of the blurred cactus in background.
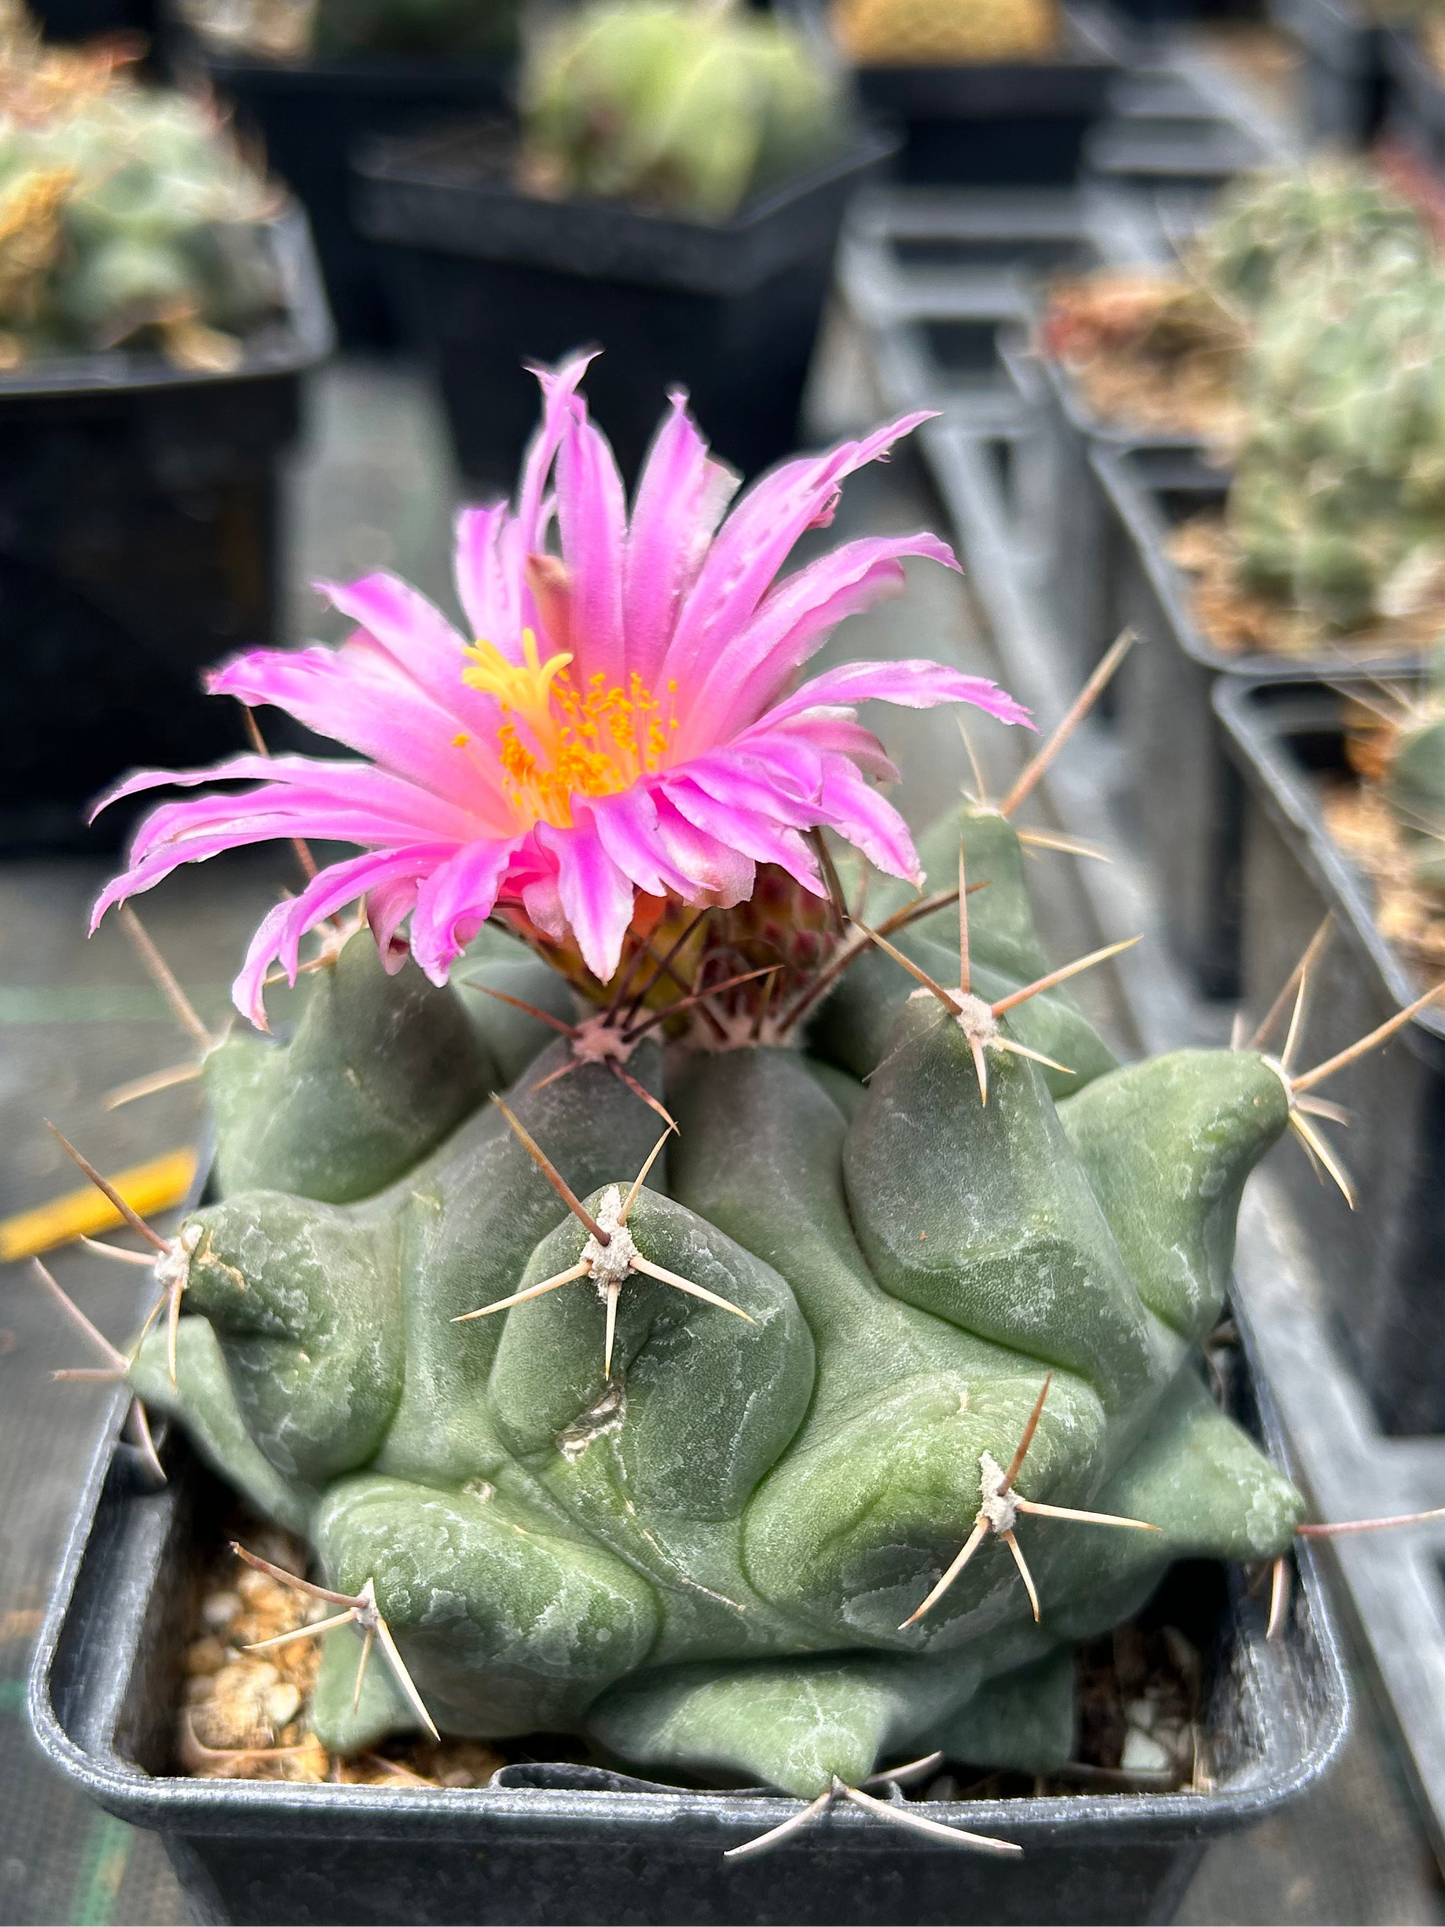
[1228,255,1445,635]
[519,0,849,222]
[0,6,278,365]
[834,0,1058,64]
[1194,159,1430,316]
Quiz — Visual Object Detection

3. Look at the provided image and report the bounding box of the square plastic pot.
[354,121,894,485]
[1265,0,1389,145]
[1216,672,1445,1438]
[197,50,513,349]
[851,3,1129,185]
[1091,445,1419,1000]
[28,1317,1347,1927]
[0,203,332,855]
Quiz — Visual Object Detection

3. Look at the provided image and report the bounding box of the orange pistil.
[462,628,679,829]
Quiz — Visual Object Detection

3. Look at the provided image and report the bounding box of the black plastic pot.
[851,3,1129,185]
[1217,672,1445,1439]
[1265,0,1389,145]
[196,50,513,348]
[1091,445,1421,1000]
[31,0,157,44]
[355,121,894,485]
[29,1314,1347,1927]
[1382,27,1445,169]
[0,204,332,854]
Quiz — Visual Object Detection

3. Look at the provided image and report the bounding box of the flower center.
[461,629,678,828]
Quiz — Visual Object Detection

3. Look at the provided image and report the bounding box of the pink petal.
[453,501,520,649]
[815,757,920,882]
[368,875,422,962]
[208,645,512,823]
[536,820,635,982]
[681,746,823,827]
[318,572,482,724]
[233,845,450,1027]
[661,411,937,696]
[662,777,823,893]
[555,406,628,689]
[625,394,738,689]
[517,351,597,551]
[410,837,522,983]
[589,786,696,899]
[766,713,899,783]
[678,534,960,752]
[650,795,755,905]
[761,660,1034,731]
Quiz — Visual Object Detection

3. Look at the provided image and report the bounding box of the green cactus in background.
[1226,253,1445,636]
[1193,158,1429,316]
[121,791,1308,1804]
[0,26,278,363]
[1383,643,1445,902]
[518,0,849,222]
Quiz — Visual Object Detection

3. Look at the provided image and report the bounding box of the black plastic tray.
[355,120,893,484]
[1002,336,1219,702]
[0,202,333,854]
[1216,672,1445,1438]
[197,47,512,348]
[852,3,1129,184]
[1091,444,1421,999]
[28,1308,1348,1926]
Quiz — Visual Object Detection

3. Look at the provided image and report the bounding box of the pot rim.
[0,201,334,400]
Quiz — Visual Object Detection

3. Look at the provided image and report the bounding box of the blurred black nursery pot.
[0,3,329,852]
[355,0,886,482]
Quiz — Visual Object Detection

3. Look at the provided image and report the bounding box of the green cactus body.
[1228,252,1445,635]
[519,1,848,223]
[131,810,1303,1797]
[809,801,1119,1094]
[1194,160,1429,317]
[0,62,277,358]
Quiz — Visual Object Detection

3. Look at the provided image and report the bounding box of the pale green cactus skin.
[1194,160,1428,317]
[519,0,848,223]
[0,79,277,354]
[1228,254,1445,635]
[131,801,1303,1797]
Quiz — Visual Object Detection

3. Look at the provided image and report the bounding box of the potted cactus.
[26,352,1400,1925]
[1037,157,1431,456]
[1216,666,1445,1438]
[0,10,331,851]
[180,0,519,346]
[830,0,1128,184]
[354,0,890,484]
[1078,187,1445,995]
[1026,159,1432,692]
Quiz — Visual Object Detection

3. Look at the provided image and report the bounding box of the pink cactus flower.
[93,354,1030,1024]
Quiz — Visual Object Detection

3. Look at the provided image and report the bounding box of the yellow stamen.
[460,633,677,830]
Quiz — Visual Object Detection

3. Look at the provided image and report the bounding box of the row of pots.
[1018,298,1445,1444]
